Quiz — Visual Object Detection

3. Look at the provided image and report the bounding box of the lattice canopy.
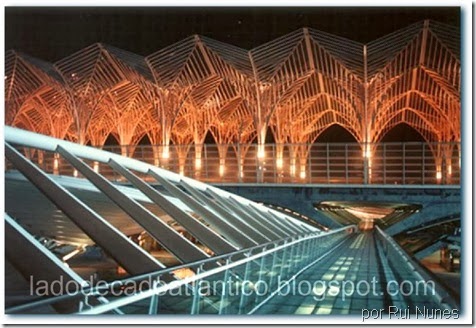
[5,20,460,163]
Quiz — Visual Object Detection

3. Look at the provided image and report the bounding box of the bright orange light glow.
[162,146,170,159]
[53,154,59,174]
[436,171,442,180]
[257,144,265,159]
[219,164,225,177]
[290,164,296,176]
[448,164,452,175]
[195,158,202,170]
[363,145,371,159]
[276,158,283,170]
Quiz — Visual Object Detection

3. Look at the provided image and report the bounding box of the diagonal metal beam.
[148,169,257,249]
[203,191,272,243]
[5,214,86,314]
[268,211,310,234]
[56,146,209,264]
[227,197,286,239]
[5,143,164,275]
[246,204,294,237]
[264,210,306,235]
[108,159,237,255]
[206,190,281,241]
[179,180,264,246]
[227,197,293,239]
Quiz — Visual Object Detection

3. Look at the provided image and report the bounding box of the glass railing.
[374,226,459,310]
[6,226,356,315]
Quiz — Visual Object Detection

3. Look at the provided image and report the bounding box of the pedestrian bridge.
[4,127,460,316]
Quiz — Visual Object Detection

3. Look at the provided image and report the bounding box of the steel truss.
[5,20,460,181]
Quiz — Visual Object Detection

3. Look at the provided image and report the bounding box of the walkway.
[254,232,443,315]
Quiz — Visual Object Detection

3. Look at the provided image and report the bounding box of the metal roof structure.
[5,126,321,313]
[5,20,460,179]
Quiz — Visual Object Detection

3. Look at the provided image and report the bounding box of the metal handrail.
[374,225,459,310]
[5,229,317,314]
[4,126,309,229]
[77,225,356,314]
[7,126,460,185]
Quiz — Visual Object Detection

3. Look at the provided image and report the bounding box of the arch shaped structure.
[5,20,460,183]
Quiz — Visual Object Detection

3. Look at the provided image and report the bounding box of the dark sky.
[5,6,460,62]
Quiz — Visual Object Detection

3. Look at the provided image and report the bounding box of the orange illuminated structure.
[5,20,460,184]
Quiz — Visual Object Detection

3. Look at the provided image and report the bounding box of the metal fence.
[9,142,460,185]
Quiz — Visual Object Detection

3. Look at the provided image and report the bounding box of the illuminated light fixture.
[162,146,170,159]
[53,154,59,174]
[290,164,296,176]
[257,144,265,159]
[363,145,371,159]
[179,168,185,176]
[436,171,442,180]
[93,161,99,173]
[195,158,202,170]
[300,164,306,179]
[62,248,83,262]
[448,164,452,175]
[219,164,225,177]
[73,169,78,178]
[276,158,283,170]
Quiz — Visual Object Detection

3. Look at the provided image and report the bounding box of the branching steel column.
[363,44,370,184]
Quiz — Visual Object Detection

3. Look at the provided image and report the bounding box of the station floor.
[254,231,444,315]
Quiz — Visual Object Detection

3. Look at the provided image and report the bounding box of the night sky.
[5,7,460,62]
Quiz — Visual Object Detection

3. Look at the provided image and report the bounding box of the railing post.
[238,255,252,314]
[269,243,279,290]
[326,143,330,183]
[383,143,387,184]
[204,144,208,181]
[286,241,295,278]
[308,146,312,184]
[279,246,288,283]
[306,238,314,264]
[421,142,425,184]
[255,248,267,306]
[402,143,406,184]
[218,258,231,314]
[363,145,368,184]
[345,144,349,184]
[148,293,160,314]
[191,267,202,314]
[272,144,276,183]
[238,143,242,183]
